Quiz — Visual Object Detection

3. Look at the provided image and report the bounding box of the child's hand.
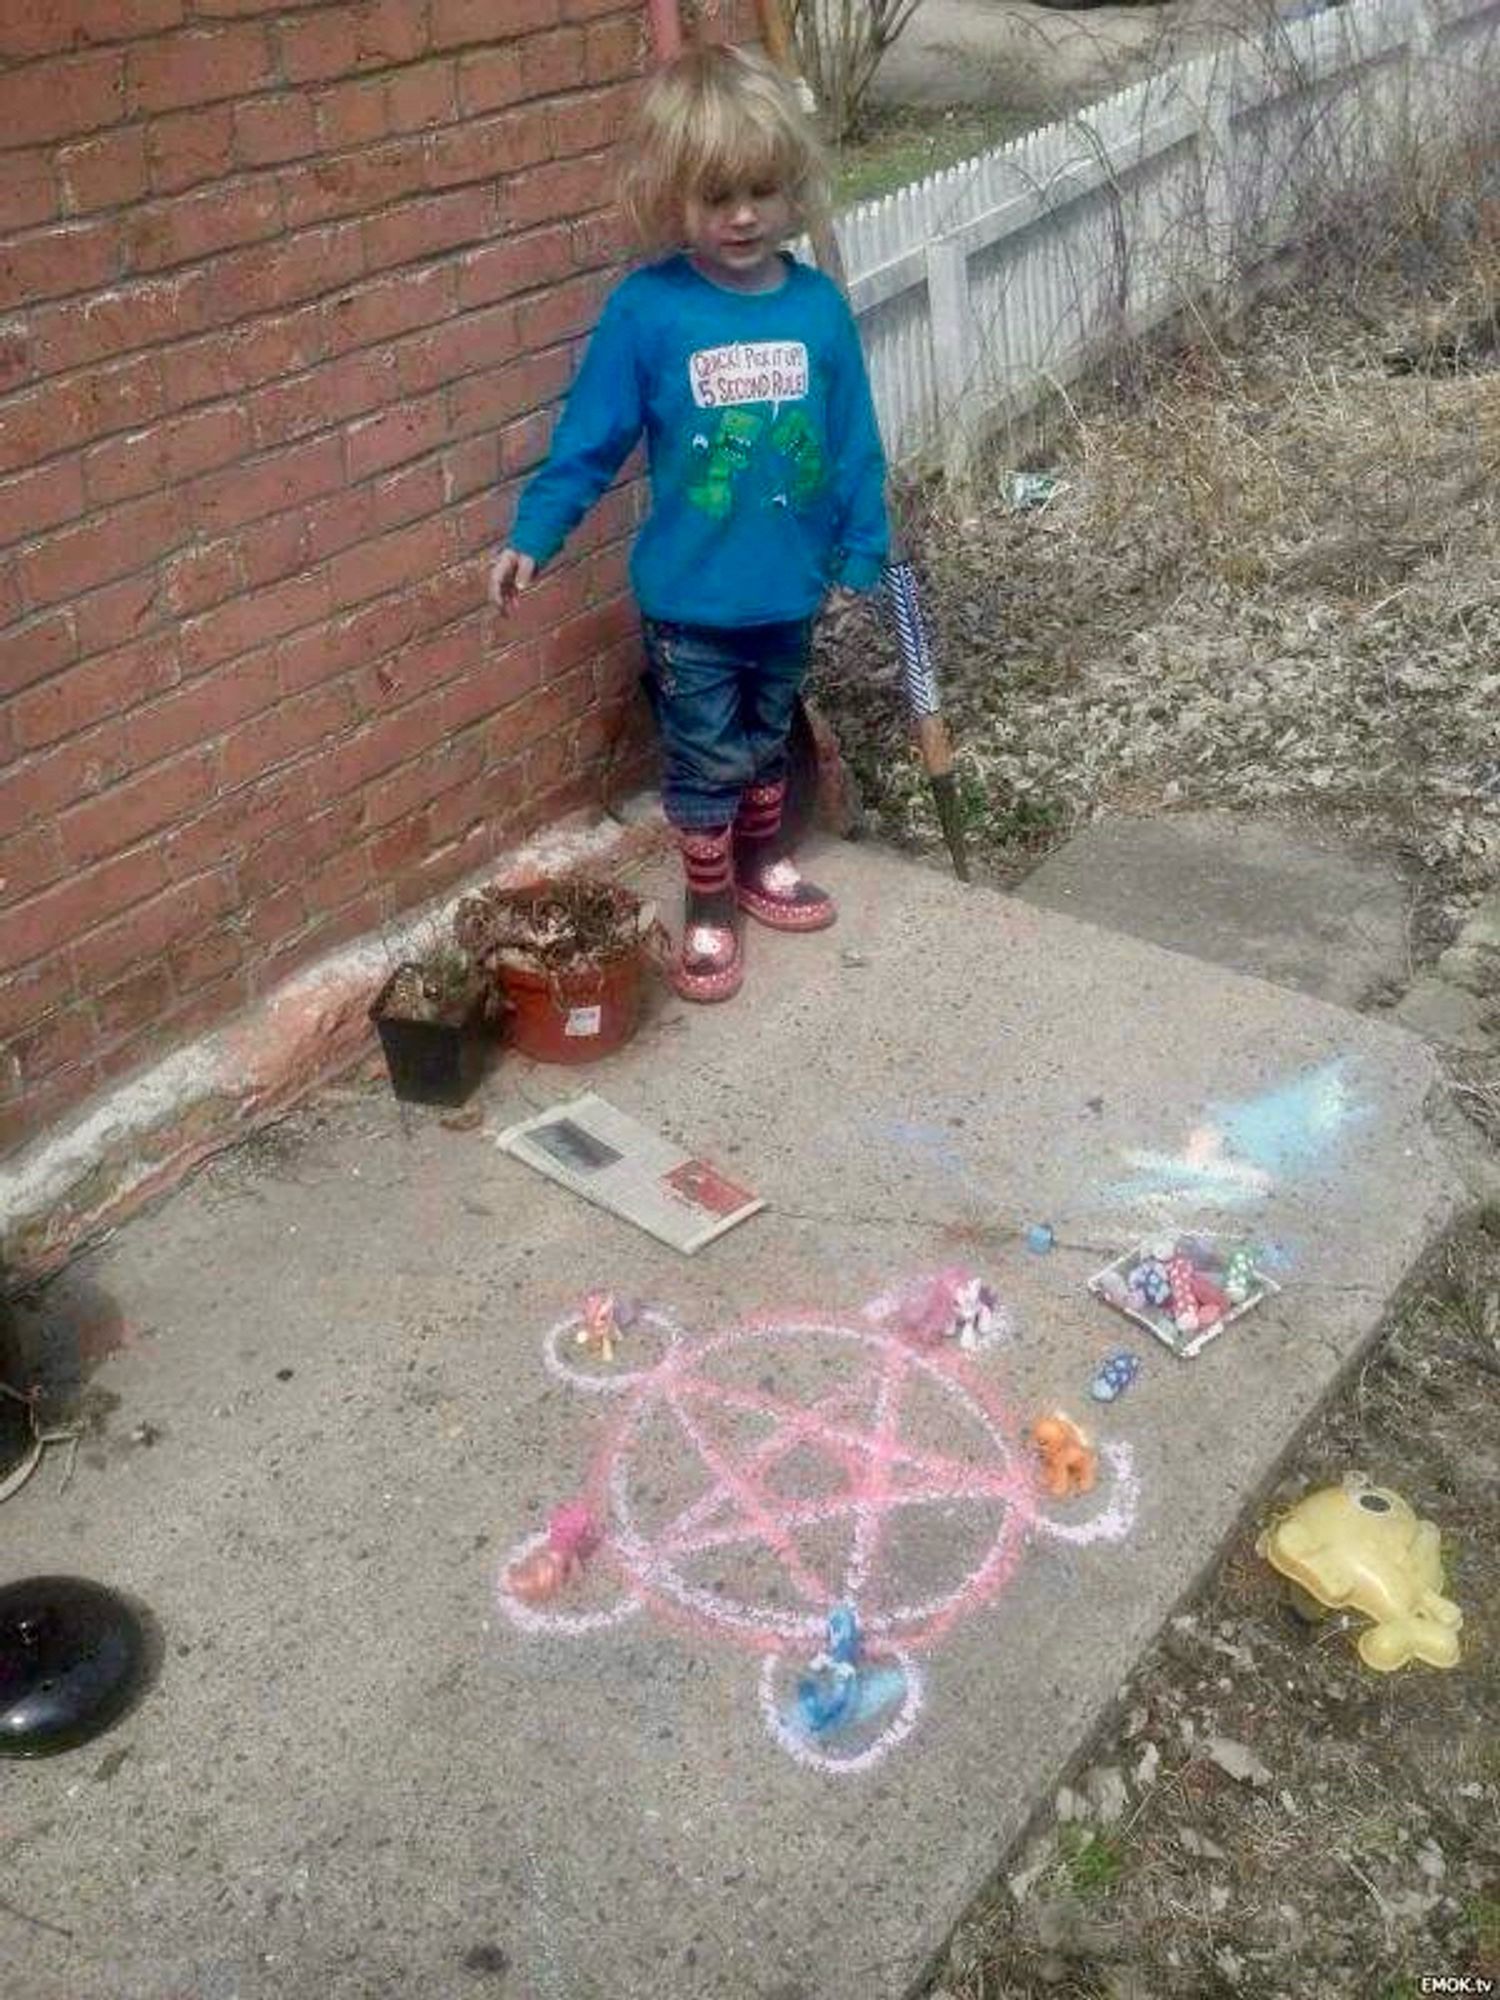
[489,548,535,613]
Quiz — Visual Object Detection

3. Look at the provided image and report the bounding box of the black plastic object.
[780,694,820,851]
[370,967,489,1107]
[0,1576,147,1757]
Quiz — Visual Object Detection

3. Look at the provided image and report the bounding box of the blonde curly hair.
[619,44,830,256]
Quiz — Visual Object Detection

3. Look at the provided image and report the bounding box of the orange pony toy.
[1029,1414,1097,1500]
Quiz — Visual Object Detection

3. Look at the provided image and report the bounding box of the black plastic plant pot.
[0,1576,148,1757]
[370,967,489,1107]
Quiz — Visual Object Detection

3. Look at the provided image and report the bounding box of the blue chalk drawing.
[1103,1061,1364,1213]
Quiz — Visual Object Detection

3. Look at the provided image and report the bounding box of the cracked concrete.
[1,829,1465,2000]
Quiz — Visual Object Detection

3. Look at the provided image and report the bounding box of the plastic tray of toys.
[1087,1232,1280,1359]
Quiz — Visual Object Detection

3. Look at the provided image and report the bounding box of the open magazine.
[493,1092,764,1254]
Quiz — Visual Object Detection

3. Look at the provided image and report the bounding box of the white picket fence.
[822,0,1500,471]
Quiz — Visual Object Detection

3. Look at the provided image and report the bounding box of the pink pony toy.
[506,1500,600,1605]
[577,1290,620,1364]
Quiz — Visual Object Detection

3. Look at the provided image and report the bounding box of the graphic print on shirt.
[683,339,827,522]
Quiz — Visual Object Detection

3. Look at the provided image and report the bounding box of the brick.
[233,93,318,167]
[0,821,65,908]
[455,45,523,117]
[165,306,325,411]
[218,679,357,790]
[0,611,77,701]
[94,960,176,1040]
[536,598,631,678]
[8,1001,96,1085]
[583,13,641,83]
[361,187,493,275]
[19,489,184,609]
[247,349,395,450]
[0,1,184,61]
[58,749,217,867]
[516,271,602,350]
[426,107,551,189]
[204,220,364,325]
[167,920,244,993]
[444,432,501,500]
[0,152,58,234]
[72,571,166,658]
[146,103,237,195]
[276,594,416,694]
[344,392,447,481]
[14,632,178,752]
[520,26,585,97]
[570,205,627,270]
[313,696,441,799]
[551,82,638,162]
[239,882,305,952]
[448,347,571,440]
[560,0,637,17]
[57,128,149,215]
[500,152,613,233]
[0,1073,93,1158]
[387,60,458,132]
[454,224,572,309]
[311,78,388,152]
[0,458,86,547]
[0,221,120,311]
[394,302,516,396]
[328,515,450,611]
[71,865,236,985]
[159,538,242,617]
[126,648,279,767]
[301,484,373,565]
[236,509,311,588]
[279,136,428,231]
[32,269,215,377]
[0,954,73,1044]
[126,179,282,274]
[85,402,253,506]
[430,0,557,49]
[162,766,307,879]
[126,25,274,116]
[0,53,124,151]
[0,725,128,841]
[446,493,493,561]
[353,0,430,67]
[0,844,164,972]
[179,571,332,674]
[371,458,446,532]
[366,809,431,878]
[324,262,453,357]
[0,318,38,393]
[299,839,371,915]
[190,433,344,535]
[236,794,362,900]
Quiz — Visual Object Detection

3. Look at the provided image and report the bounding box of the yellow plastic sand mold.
[1256,1476,1463,1672]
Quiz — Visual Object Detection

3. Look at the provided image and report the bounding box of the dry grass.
[812,158,1500,943]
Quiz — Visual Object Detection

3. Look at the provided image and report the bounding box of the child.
[490,44,888,1003]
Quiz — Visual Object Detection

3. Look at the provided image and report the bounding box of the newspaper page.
[493,1092,764,1254]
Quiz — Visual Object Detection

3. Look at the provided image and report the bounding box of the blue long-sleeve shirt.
[509,252,888,626]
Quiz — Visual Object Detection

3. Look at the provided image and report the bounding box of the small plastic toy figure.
[1029,1414,1096,1499]
[577,1290,620,1364]
[506,1500,599,1605]
[796,1604,862,1734]
[1090,1350,1141,1403]
[1257,1476,1463,1671]
[950,1276,1002,1351]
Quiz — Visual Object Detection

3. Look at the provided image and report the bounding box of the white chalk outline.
[541,1304,685,1394]
[1030,1442,1139,1545]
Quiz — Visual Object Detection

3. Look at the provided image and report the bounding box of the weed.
[1056,1823,1126,1897]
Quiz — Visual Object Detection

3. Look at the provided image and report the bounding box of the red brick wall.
[0,0,752,1158]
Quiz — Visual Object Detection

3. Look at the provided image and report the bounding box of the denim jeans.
[640,615,814,830]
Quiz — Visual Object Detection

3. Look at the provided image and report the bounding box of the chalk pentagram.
[497,1297,1138,1774]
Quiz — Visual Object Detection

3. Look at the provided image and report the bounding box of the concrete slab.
[1016,810,1412,1008]
[1,839,1463,2000]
